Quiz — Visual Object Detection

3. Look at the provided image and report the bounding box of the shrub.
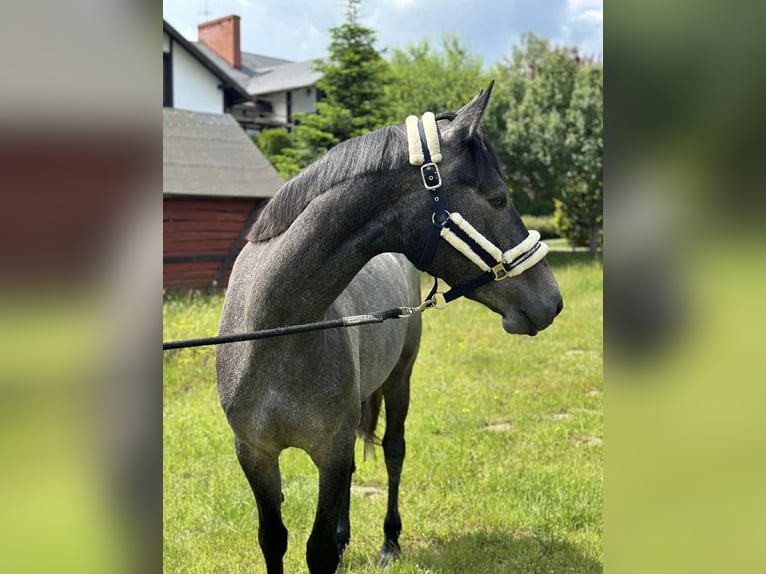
[520,214,559,240]
[254,129,293,158]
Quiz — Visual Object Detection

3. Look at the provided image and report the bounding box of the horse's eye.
[488,195,508,209]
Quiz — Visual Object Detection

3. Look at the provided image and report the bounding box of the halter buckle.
[421,163,442,190]
[491,262,510,281]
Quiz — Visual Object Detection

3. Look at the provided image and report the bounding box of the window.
[163,52,172,107]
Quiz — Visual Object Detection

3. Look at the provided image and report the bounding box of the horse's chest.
[243,361,359,450]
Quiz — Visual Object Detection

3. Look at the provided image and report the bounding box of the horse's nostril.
[555,298,564,317]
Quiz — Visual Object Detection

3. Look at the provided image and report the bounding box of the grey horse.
[216,84,563,574]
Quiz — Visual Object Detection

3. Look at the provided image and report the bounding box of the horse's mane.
[248,125,407,242]
[248,113,506,242]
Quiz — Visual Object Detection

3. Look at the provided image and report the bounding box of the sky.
[163,0,602,67]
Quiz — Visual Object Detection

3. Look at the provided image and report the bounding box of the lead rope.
[163,110,548,351]
[163,302,434,351]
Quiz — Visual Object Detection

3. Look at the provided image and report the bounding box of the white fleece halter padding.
[440,213,502,271]
[406,112,442,166]
[406,115,424,165]
[439,213,549,277]
[503,231,550,277]
[421,112,442,163]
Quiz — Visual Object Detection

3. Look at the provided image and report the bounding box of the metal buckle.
[491,262,509,281]
[421,162,442,190]
[431,210,450,227]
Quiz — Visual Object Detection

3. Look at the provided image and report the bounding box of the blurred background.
[606,0,766,572]
[0,1,160,572]
[1,0,764,572]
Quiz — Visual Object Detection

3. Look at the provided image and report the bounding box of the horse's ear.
[444,80,495,142]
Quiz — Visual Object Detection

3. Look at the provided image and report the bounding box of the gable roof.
[163,20,251,104]
[163,109,284,199]
[194,42,323,96]
[192,42,252,90]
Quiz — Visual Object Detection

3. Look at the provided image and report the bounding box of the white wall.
[256,93,288,125]
[171,40,223,113]
[291,86,317,115]
[292,86,317,115]
[255,89,316,127]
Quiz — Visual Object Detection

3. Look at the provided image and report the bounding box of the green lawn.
[163,252,602,573]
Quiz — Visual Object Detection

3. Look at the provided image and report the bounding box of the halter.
[405,112,549,307]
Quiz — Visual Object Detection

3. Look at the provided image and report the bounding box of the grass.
[163,251,602,573]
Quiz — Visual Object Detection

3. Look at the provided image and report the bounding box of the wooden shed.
[163,109,284,291]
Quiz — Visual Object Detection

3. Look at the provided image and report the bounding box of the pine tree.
[272,0,389,177]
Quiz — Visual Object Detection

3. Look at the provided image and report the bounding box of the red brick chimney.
[198,15,241,69]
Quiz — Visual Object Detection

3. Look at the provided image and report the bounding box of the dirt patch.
[571,435,603,446]
[572,407,601,416]
[483,422,513,432]
[549,412,570,420]
[351,485,384,498]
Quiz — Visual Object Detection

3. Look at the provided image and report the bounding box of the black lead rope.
[162,306,424,351]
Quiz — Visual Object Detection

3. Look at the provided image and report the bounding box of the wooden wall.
[163,196,265,291]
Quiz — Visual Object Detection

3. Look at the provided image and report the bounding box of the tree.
[317,0,390,134]
[254,129,292,158]
[383,35,488,122]
[555,64,603,254]
[272,0,390,177]
[486,34,581,215]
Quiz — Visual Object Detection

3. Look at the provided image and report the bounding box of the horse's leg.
[378,359,414,566]
[235,438,287,574]
[307,431,356,574]
[335,451,355,557]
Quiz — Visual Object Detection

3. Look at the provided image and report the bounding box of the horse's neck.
[246,182,391,326]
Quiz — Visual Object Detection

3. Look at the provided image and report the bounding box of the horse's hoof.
[378,541,401,568]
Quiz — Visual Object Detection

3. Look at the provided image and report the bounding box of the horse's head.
[397,83,563,335]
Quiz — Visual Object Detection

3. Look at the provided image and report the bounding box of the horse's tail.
[357,388,383,460]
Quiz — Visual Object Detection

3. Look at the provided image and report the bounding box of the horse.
[216,83,563,574]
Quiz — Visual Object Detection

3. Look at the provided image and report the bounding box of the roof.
[194,42,323,96]
[163,109,284,199]
[248,60,324,96]
[163,20,251,104]
[192,42,252,90]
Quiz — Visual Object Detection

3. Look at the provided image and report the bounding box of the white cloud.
[567,0,602,13]
[560,0,603,56]
[567,0,603,22]
[387,0,418,9]
[579,9,603,25]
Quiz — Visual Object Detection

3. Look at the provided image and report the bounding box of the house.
[163,18,285,291]
[163,19,251,114]
[163,109,283,291]
[192,14,324,133]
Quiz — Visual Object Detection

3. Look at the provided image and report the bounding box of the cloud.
[568,0,603,26]
[579,9,603,25]
[560,0,603,56]
[567,0,602,13]
[386,0,418,9]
